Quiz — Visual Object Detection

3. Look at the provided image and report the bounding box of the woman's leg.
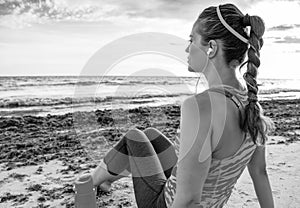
[92,127,178,185]
[143,127,178,179]
[92,127,177,208]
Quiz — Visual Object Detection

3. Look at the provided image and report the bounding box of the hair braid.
[242,15,271,144]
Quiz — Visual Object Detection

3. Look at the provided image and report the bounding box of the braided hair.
[195,4,273,144]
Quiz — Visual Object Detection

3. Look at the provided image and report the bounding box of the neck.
[204,62,242,90]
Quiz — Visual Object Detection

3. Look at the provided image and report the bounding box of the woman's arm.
[171,95,212,208]
[247,145,274,208]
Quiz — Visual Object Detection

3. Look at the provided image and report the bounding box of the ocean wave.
[0,93,190,108]
[259,88,300,95]
[1,88,300,109]
[0,79,185,90]
[18,81,100,87]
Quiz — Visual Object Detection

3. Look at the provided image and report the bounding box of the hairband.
[216,5,249,45]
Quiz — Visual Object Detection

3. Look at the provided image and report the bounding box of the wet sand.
[0,99,299,207]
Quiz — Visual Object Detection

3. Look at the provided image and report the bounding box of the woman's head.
[193,4,265,68]
[190,3,272,144]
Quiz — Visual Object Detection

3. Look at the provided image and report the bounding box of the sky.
[0,0,300,78]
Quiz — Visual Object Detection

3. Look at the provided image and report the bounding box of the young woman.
[91,3,274,208]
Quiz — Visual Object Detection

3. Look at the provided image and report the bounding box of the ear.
[207,40,218,58]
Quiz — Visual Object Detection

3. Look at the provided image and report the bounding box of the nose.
[185,44,190,53]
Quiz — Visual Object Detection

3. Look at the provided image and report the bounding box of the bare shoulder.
[182,91,228,115]
[183,91,212,113]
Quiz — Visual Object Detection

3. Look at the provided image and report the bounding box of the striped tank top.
[163,86,257,208]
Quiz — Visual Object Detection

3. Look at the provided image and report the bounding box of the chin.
[188,66,197,73]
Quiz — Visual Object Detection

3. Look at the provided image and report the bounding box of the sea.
[0,76,300,117]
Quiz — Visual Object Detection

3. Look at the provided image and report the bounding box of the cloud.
[268,24,300,31]
[111,0,257,19]
[0,0,122,28]
[0,0,262,28]
[274,36,300,44]
[1,0,299,29]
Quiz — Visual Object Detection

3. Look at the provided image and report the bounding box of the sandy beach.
[0,98,299,208]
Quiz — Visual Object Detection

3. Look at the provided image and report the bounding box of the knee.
[143,127,161,140]
[125,127,145,139]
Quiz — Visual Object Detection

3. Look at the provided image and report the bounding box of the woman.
[91,3,274,208]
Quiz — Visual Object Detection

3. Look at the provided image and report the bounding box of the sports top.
[163,86,257,208]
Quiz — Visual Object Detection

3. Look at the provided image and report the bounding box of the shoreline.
[1,96,300,118]
[0,98,299,207]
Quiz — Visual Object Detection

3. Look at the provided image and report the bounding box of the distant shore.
[0,98,299,207]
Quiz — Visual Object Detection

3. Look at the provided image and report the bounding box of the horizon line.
[0,74,299,80]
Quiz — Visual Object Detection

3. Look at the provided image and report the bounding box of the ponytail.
[242,15,273,144]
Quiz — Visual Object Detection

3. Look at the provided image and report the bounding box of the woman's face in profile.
[186,25,209,73]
